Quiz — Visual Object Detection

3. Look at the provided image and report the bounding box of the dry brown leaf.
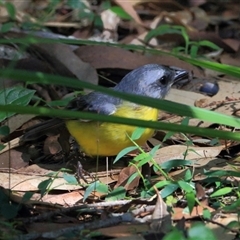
[34,43,98,86]
[74,45,204,78]
[222,39,240,52]
[191,158,232,181]
[41,191,85,205]
[190,7,209,30]
[0,0,31,22]
[220,53,240,67]
[8,189,85,206]
[0,172,82,191]
[195,183,208,205]
[114,0,143,25]
[150,188,172,234]
[101,9,120,41]
[1,114,35,135]
[206,218,237,240]
[153,145,224,166]
[172,205,215,220]
[115,165,140,191]
[0,162,119,192]
[0,149,29,169]
[97,224,149,238]
[43,135,62,155]
[188,31,236,53]
[166,88,208,107]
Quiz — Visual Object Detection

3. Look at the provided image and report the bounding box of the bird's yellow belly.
[65,106,158,156]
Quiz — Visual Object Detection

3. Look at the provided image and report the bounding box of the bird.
[23,64,188,157]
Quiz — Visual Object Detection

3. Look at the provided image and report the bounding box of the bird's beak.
[172,68,189,84]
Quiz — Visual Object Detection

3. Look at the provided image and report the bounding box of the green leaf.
[101,0,111,10]
[172,46,186,54]
[162,131,175,142]
[132,153,152,167]
[205,170,240,178]
[79,10,95,22]
[96,183,109,193]
[215,181,221,188]
[198,40,221,50]
[47,97,73,107]
[178,180,194,193]
[161,183,179,198]
[203,208,211,220]
[63,173,78,184]
[105,186,126,201]
[145,25,183,43]
[140,189,152,198]
[149,144,161,157]
[22,192,34,202]
[1,203,19,219]
[226,221,240,229]
[5,2,16,19]
[181,117,190,126]
[223,199,240,212]
[209,138,220,146]
[1,22,15,33]
[190,44,199,58]
[0,87,35,122]
[184,169,192,182]
[67,0,86,8]
[83,181,108,202]
[133,152,149,161]
[131,127,146,140]
[160,159,192,172]
[149,180,171,192]
[126,172,139,186]
[46,171,58,177]
[38,178,52,197]
[114,146,138,163]
[210,187,232,198]
[0,144,5,151]
[163,229,186,240]
[110,6,132,20]
[186,192,195,214]
[94,15,103,29]
[0,126,10,136]
[188,223,216,240]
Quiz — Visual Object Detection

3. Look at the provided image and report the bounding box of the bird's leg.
[69,140,93,184]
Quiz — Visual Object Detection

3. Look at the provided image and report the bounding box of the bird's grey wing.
[66,92,119,120]
[23,92,118,141]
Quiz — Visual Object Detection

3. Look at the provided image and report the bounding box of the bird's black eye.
[159,76,167,85]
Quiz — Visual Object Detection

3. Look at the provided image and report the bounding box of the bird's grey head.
[115,64,188,99]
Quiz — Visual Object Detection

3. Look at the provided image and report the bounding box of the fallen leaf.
[2,114,35,135]
[150,187,172,234]
[153,145,224,166]
[115,165,140,191]
[114,0,144,25]
[0,149,29,169]
[34,43,98,86]
[172,205,215,220]
[74,45,204,78]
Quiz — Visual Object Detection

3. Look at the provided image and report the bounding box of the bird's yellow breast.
[65,104,158,156]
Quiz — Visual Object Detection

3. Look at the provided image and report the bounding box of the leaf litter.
[0,0,240,239]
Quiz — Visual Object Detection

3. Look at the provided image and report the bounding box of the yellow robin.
[23,64,188,156]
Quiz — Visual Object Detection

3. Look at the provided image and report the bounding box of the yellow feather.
[65,103,158,156]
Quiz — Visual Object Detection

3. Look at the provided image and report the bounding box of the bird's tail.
[22,118,65,142]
